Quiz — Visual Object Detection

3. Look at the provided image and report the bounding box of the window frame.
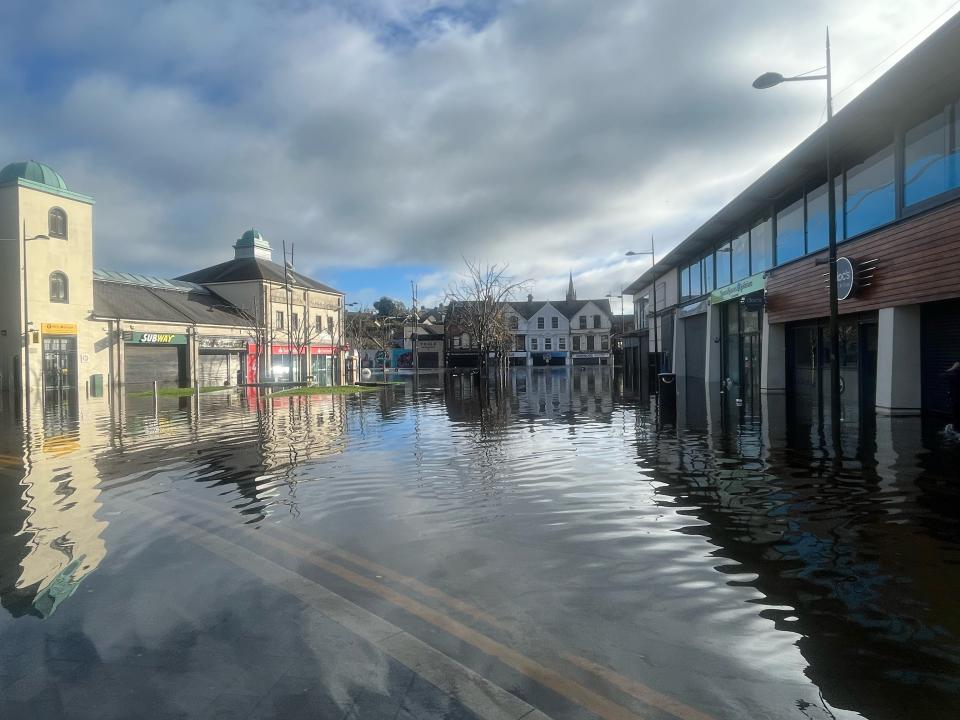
[49,271,69,303]
[48,207,67,239]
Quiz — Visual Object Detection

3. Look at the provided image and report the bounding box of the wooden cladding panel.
[766,199,960,324]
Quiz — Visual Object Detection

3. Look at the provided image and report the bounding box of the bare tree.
[345,308,402,370]
[289,308,325,383]
[232,292,272,384]
[445,259,529,374]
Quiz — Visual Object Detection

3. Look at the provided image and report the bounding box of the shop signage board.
[836,257,856,300]
[678,300,708,318]
[123,331,188,344]
[41,322,77,335]
[709,273,766,305]
[199,336,248,349]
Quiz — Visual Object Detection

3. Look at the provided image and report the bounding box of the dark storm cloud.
[0,0,955,301]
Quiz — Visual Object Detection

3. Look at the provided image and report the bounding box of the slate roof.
[93,280,251,327]
[175,257,342,295]
[506,301,547,319]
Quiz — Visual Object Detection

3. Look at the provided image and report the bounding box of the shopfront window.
[750,218,772,274]
[732,231,750,281]
[904,108,960,206]
[716,243,732,288]
[776,197,804,264]
[689,260,702,297]
[805,177,842,253]
[845,145,894,238]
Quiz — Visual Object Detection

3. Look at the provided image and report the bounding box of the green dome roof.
[0,161,68,190]
[237,228,264,245]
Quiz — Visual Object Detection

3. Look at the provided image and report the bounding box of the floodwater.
[1,368,958,720]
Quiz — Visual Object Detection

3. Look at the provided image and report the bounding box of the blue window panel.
[806,177,843,252]
[689,262,702,297]
[904,107,960,206]
[775,197,804,264]
[703,253,715,292]
[680,267,690,301]
[732,231,750,281]
[750,218,773,273]
[716,242,732,287]
[845,146,894,238]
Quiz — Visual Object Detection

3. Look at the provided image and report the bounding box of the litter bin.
[89,373,104,398]
[658,372,676,413]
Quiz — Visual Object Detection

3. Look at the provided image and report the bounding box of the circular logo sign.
[836,256,855,300]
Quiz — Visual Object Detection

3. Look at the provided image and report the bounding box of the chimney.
[527,293,533,303]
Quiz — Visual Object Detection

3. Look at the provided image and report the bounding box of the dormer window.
[48,207,67,238]
[50,272,69,303]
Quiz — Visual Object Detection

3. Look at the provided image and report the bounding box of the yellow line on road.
[137,511,547,720]
[187,492,716,720]
[158,498,650,720]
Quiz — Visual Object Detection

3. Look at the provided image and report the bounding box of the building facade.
[449,286,614,368]
[0,162,346,412]
[625,15,960,423]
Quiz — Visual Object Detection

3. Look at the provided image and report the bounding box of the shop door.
[683,315,707,379]
[742,306,761,415]
[42,336,77,392]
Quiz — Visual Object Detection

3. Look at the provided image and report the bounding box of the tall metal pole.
[825,28,842,447]
[21,219,31,407]
[650,235,659,382]
[411,281,419,376]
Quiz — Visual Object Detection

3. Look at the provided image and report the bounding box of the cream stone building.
[0,161,346,414]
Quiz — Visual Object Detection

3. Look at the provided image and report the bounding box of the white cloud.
[1,0,957,301]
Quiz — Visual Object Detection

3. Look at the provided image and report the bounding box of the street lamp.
[626,236,658,380]
[341,302,358,383]
[605,290,625,343]
[753,28,842,445]
[12,224,52,405]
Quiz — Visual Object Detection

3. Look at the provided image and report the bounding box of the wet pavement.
[1,368,959,720]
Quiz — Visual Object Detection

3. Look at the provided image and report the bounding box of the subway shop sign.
[123,331,188,345]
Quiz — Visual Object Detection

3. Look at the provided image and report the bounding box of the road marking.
[140,511,547,720]
[157,499,650,720]
[186,492,716,720]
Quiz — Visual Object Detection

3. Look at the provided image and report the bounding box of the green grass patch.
[129,386,231,398]
[270,385,382,397]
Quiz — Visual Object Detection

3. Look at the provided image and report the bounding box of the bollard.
[152,380,158,401]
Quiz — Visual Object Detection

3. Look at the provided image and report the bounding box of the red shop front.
[245,344,337,383]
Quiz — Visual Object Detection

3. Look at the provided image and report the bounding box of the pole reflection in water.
[0,369,957,720]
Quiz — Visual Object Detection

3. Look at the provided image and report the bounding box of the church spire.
[566,271,576,302]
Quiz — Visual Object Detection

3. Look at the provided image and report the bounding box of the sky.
[2,0,959,309]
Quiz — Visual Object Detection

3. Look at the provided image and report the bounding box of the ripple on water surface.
[1,370,959,720]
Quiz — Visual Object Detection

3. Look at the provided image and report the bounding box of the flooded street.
[1,368,959,720]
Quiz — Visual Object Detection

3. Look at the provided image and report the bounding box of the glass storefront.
[42,335,77,393]
[786,313,878,426]
[720,297,762,419]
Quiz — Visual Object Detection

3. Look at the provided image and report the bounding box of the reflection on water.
[0,368,958,719]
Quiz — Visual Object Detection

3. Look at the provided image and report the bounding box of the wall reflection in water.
[0,370,957,719]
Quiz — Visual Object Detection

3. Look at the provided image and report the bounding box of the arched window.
[48,207,68,238]
[49,272,69,303]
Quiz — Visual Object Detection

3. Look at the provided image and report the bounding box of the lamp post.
[341,302,358,383]
[15,222,52,406]
[753,28,841,446]
[626,236,658,387]
[606,290,625,362]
